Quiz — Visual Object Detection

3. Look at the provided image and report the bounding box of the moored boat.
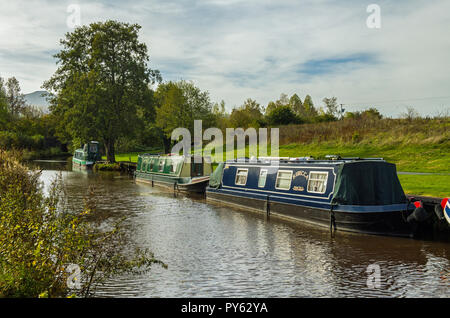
[135,154,212,193]
[72,141,101,169]
[206,156,449,238]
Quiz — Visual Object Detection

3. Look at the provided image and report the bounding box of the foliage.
[303,95,318,118]
[322,97,339,117]
[345,107,383,120]
[400,106,420,121]
[0,150,166,297]
[289,94,303,116]
[229,98,264,129]
[43,20,161,163]
[93,162,121,171]
[266,105,301,126]
[155,80,215,152]
[0,76,64,155]
[5,77,27,118]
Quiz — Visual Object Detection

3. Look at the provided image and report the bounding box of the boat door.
[191,157,203,177]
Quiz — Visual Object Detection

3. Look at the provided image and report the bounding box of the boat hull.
[72,158,94,169]
[135,173,209,194]
[206,189,414,237]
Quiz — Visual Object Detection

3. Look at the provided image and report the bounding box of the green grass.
[398,174,449,198]
[102,148,163,163]
[278,142,449,173]
[111,136,450,197]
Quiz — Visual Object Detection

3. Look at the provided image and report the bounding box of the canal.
[34,160,449,297]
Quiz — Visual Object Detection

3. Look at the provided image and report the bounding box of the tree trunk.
[105,139,116,163]
[162,136,171,154]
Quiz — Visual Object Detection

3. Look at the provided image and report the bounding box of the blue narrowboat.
[206,156,442,238]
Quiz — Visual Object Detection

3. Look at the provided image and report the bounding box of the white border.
[307,171,329,194]
[258,169,268,188]
[275,170,293,191]
[235,168,248,186]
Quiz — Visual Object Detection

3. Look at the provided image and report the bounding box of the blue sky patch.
[296,53,378,76]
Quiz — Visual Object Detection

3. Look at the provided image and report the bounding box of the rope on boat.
[402,198,411,223]
[266,195,270,217]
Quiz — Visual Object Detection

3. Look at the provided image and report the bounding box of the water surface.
[34,160,450,298]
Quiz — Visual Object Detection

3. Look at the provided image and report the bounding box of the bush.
[0,150,165,297]
[0,131,15,149]
[0,132,47,150]
[94,162,121,171]
[266,105,301,126]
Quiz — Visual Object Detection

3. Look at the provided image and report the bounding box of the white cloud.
[0,0,449,116]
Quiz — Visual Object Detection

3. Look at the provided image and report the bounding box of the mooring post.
[173,182,178,197]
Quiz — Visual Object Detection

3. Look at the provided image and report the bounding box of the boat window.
[166,159,173,173]
[235,168,248,185]
[89,143,98,153]
[142,159,147,172]
[149,159,154,171]
[307,171,328,194]
[275,170,293,190]
[137,157,142,171]
[258,169,268,188]
[171,159,179,173]
[159,159,165,171]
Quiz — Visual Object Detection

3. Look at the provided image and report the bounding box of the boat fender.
[441,198,450,226]
[407,201,430,223]
[434,204,444,221]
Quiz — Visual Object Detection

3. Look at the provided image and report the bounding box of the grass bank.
[111,117,449,197]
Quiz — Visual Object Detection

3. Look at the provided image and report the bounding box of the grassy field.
[111,147,448,197]
[109,117,449,197]
[397,174,449,198]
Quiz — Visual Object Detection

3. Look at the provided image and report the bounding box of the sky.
[0,0,449,117]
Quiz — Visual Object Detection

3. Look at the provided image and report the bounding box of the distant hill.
[23,90,51,113]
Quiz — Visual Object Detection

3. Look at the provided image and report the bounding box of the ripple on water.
[36,165,450,298]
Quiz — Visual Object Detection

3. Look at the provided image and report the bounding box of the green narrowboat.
[135,154,212,193]
[72,141,101,169]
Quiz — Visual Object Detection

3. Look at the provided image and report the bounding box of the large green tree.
[303,95,318,118]
[43,20,160,162]
[266,105,300,126]
[0,78,9,130]
[5,77,27,118]
[289,93,304,117]
[229,98,264,129]
[154,80,215,153]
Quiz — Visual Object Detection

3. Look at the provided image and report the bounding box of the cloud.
[0,0,449,116]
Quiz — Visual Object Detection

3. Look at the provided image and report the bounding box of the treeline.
[0,76,64,159]
[2,20,447,162]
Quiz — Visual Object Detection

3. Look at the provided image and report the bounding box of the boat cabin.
[135,154,213,193]
[207,157,416,236]
[72,141,101,167]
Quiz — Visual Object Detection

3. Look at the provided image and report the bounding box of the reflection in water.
[33,160,450,298]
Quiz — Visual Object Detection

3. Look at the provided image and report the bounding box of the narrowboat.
[135,154,212,193]
[206,156,450,238]
[72,141,101,169]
